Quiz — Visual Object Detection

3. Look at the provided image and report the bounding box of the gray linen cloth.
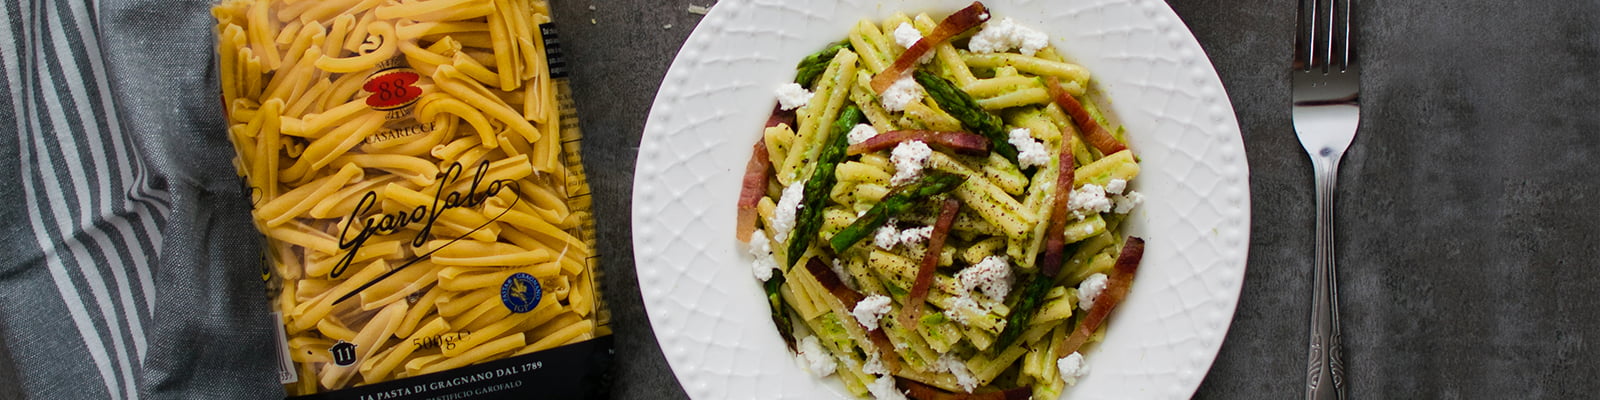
[0,0,279,398]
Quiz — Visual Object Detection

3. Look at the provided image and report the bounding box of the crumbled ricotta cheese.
[891,23,933,63]
[1008,128,1050,169]
[898,225,934,246]
[775,82,814,111]
[796,336,837,377]
[968,17,1049,56]
[890,141,933,186]
[943,295,981,325]
[879,76,924,112]
[958,255,1015,300]
[874,220,901,249]
[1057,351,1089,385]
[1067,184,1112,216]
[863,351,889,376]
[937,353,979,393]
[832,259,858,290]
[749,229,778,281]
[772,180,807,242]
[848,123,880,145]
[1104,178,1127,195]
[893,22,923,49]
[866,375,908,400]
[1078,273,1108,311]
[1114,191,1144,214]
[852,295,894,331]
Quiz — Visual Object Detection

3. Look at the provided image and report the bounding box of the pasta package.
[211,0,612,398]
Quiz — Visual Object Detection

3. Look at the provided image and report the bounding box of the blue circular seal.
[501,272,542,313]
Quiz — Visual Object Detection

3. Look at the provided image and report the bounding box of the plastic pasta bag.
[211,0,610,397]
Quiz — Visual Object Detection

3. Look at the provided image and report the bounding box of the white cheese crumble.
[890,141,933,186]
[866,375,907,400]
[1008,127,1050,169]
[1104,178,1127,195]
[873,220,901,249]
[1078,273,1108,311]
[832,259,858,290]
[943,295,981,325]
[879,76,925,112]
[863,351,889,376]
[893,22,923,49]
[1067,183,1112,216]
[898,225,934,246]
[968,17,1050,56]
[1114,191,1144,214]
[852,294,894,331]
[749,229,778,281]
[848,123,880,145]
[937,353,979,393]
[796,336,837,377]
[891,22,933,64]
[958,255,1015,300]
[775,82,814,110]
[1057,351,1089,385]
[772,180,807,242]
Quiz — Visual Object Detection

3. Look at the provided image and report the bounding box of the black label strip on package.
[290,336,614,400]
[538,23,569,79]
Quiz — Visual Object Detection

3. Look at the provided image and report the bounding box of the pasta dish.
[736,2,1148,399]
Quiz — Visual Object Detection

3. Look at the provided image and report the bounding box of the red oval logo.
[364,70,423,110]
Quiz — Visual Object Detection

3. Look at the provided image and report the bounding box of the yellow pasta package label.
[211,0,612,398]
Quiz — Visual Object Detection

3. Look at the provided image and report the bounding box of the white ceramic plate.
[632,0,1249,398]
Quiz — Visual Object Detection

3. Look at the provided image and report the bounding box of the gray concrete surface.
[554,0,1600,399]
[2,0,1587,398]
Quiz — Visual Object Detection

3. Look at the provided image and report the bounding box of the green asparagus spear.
[765,273,797,350]
[914,70,1020,166]
[786,105,863,268]
[795,41,854,87]
[993,271,1055,351]
[828,171,967,253]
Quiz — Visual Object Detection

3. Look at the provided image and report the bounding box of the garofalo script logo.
[332,161,518,279]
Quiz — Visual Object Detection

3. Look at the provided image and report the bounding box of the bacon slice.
[736,136,771,242]
[1037,139,1076,278]
[903,198,961,319]
[1046,76,1127,155]
[870,2,991,93]
[897,377,1032,400]
[847,130,991,156]
[766,104,796,129]
[1055,237,1145,359]
[807,258,865,306]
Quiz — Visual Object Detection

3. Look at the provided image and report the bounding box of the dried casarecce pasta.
[212,0,609,397]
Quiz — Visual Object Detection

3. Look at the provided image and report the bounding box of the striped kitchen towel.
[0,0,280,398]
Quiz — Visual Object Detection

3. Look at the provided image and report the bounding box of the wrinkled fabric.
[0,0,279,398]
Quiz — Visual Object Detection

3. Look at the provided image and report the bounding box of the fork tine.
[1294,0,1314,70]
[1316,0,1333,73]
[1334,0,1354,71]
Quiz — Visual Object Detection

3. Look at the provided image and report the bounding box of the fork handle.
[1306,153,1345,400]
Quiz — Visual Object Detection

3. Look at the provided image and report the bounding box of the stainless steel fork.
[1293,0,1359,399]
